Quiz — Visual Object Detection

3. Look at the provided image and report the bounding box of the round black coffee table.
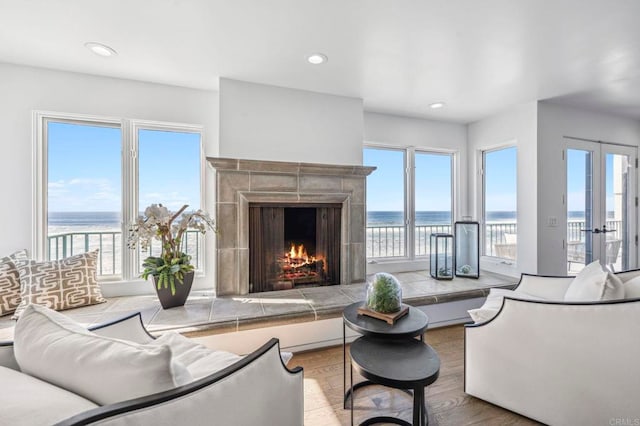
[349,336,440,426]
[343,302,429,408]
[343,302,429,339]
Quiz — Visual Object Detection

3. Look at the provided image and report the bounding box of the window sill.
[98,272,209,298]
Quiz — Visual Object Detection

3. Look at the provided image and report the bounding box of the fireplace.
[208,157,375,295]
[249,205,341,292]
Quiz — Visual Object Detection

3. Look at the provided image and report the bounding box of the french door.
[566,140,637,273]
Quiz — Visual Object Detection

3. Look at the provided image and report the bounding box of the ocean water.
[367,211,523,226]
[48,210,591,229]
[49,211,121,227]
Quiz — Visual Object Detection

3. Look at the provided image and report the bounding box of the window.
[364,146,454,260]
[137,127,203,270]
[47,121,122,276]
[364,148,406,257]
[414,152,453,256]
[482,146,517,260]
[36,113,204,281]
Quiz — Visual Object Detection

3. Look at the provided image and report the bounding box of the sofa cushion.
[14,304,192,405]
[564,261,625,302]
[0,365,98,425]
[468,288,546,323]
[624,275,640,299]
[12,250,106,319]
[0,250,28,316]
[152,332,243,380]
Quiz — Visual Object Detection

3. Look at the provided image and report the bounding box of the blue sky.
[48,123,622,220]
[364,147,518,212]
[48,122,200,213]
[483,147,517,212]
[567,149,617,217]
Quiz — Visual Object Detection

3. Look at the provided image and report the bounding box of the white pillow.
[564,261,624,301]
[14,304,192,405]
[152,332,242,380]
[624,275,640,299]
[151,332,293,379]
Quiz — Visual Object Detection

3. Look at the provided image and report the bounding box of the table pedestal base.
[344,380,412,409]
[349,368,428,426]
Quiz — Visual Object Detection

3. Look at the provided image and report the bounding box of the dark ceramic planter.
[153,271,194,309]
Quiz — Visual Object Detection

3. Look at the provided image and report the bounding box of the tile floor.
[0,271,516,341]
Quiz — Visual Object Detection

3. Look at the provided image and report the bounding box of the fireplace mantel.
[207,157,375,296]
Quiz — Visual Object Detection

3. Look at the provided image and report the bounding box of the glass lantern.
[430,233,454,280]
[454,221,480,278]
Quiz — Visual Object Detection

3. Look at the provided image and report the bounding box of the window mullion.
[122,120,138,280]
[406,147,416,260]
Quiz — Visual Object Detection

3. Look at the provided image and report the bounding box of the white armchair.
[465,271,640,425]
[0,312,304,426]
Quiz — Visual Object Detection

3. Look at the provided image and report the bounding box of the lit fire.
[279,243,325,282]
[287,243,312,263]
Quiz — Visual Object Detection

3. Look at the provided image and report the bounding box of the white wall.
[537,102,640,275]
[363,112,468,272]
[0,62,218,294]
[467,102,538,276]
[219,78,363,165]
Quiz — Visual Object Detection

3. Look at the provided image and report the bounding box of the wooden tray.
[357,304,409,325]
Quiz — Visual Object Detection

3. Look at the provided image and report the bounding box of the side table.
[343,301,429,408]
[349,336,440,426]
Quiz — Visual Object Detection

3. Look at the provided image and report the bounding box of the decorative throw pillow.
[0,250,29,316]
[14,304,192,405]
[624,275,640,299]
[151,332,243,381]
[12,250,106,319]
[564,260,624,301]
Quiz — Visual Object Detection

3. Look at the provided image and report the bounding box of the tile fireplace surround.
[207,157,376,296]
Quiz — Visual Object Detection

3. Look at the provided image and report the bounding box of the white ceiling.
[1,0,640,123]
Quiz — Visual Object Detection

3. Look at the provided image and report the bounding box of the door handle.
[601,225,614,233]
[581,228,602,234]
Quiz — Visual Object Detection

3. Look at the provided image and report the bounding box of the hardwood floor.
[291,325,541,426]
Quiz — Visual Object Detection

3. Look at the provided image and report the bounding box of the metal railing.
[567,220,622,242]
[47,230,201,276]
[367,220,624,259]
[484,223,517,258]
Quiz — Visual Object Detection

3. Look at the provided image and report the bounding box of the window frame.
[363,143,457,262]
[33,111,206,282]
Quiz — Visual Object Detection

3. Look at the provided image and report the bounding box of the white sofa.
[0,311,304,426]
[465,270,640,426]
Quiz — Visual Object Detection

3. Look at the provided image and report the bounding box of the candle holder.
[454,221,480,278]
[430,233,454,280]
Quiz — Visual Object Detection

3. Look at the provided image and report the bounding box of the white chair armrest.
[57,338,303,426]
[514,274,573,300]
[89,313,155,344]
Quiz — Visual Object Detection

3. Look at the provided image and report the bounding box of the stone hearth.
[208,157,375,296]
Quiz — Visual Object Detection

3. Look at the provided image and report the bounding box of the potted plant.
[128,204,215,309]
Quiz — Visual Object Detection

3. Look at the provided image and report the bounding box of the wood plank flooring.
[291,325,541,426]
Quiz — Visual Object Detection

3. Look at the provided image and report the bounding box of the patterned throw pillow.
[0,250,29,316]
[13,250,106,319]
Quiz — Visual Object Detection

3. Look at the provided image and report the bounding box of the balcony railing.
[366,220,623,259]
[47,230,201,276]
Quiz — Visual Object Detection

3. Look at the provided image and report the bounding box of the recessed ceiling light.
[84,42,117,57]
[307,53,328,65]
[429,102,445,109]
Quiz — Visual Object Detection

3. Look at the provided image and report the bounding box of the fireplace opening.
[249,204,341,293]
